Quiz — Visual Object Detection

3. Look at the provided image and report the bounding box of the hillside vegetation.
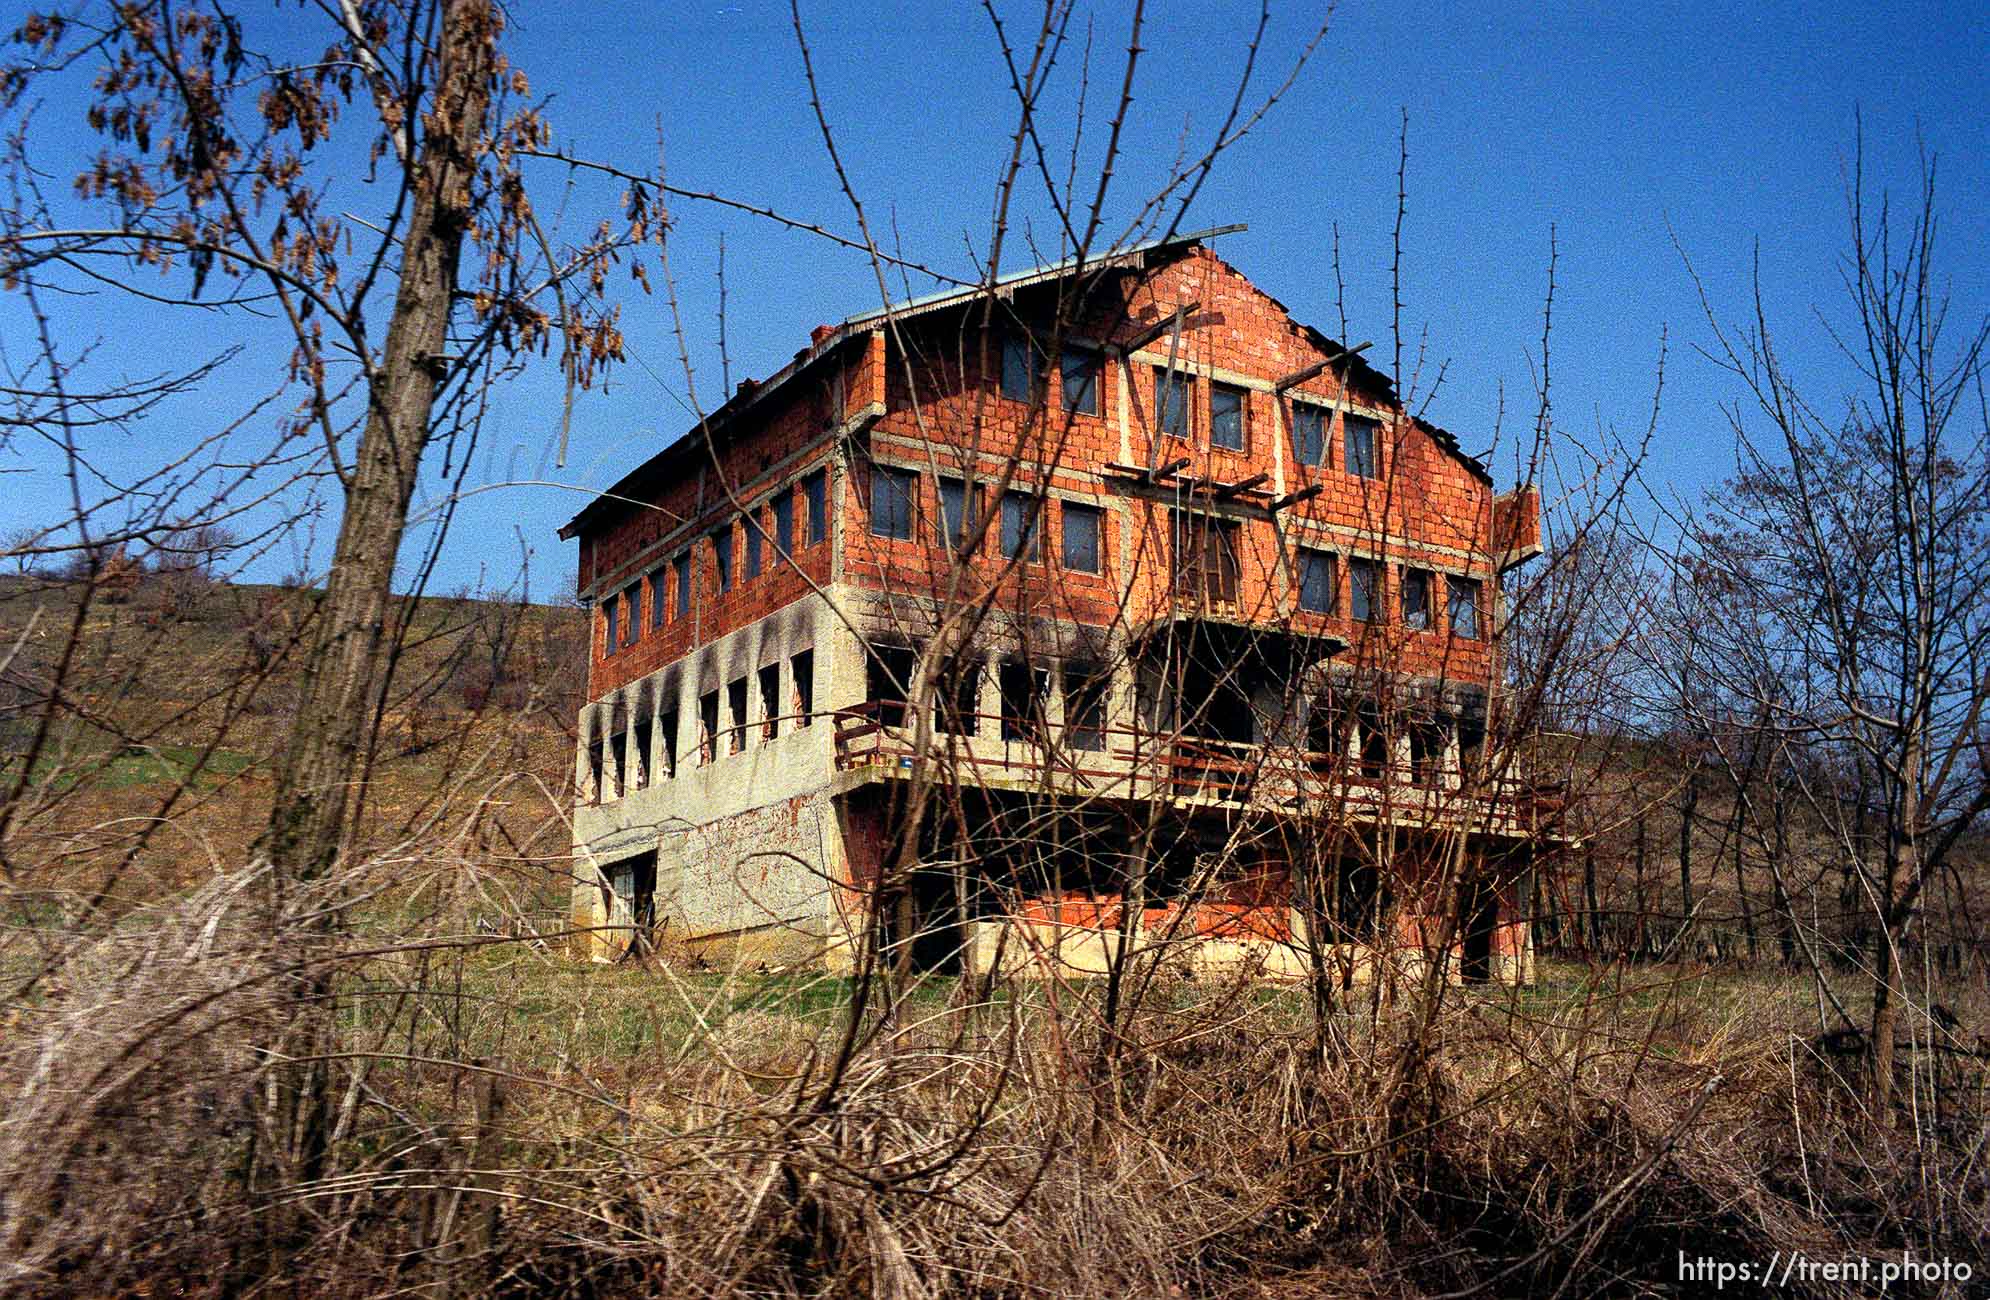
[2,569,1984,1297]
[0,570,585,913]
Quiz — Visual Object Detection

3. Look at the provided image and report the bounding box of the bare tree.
[3,1,642,889]
[10,5,1945,1295]
[1676,140,1990,1117]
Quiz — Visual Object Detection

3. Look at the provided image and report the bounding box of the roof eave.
[555,328,863,540]
[558,224,1248,541]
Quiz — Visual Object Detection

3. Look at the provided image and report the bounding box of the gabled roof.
[559,224,1487,540]
[838,223,1247,329]
[1414,415,1492,485]
[560,225,1247,541]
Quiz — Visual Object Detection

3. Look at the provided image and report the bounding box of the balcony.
[831,703,1564,839]
[1494,485,1543,569]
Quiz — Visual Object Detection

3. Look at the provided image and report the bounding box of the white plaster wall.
[571,585,873,959]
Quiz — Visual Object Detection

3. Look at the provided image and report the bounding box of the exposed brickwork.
[581,342,878,698]
[577,244,1525,701]
[567,234,1545,983]
[838,246,1510,686]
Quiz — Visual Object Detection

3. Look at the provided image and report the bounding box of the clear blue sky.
[6,1,1986,597]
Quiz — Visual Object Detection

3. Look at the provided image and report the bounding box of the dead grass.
[4,583,1983,1296]
[9,864,1981,1298]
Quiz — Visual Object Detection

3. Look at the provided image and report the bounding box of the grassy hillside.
[0,569,587,908]
[2,571,1984,1298]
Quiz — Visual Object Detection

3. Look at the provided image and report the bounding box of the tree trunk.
[1581,844,1602,954]
[1869,738,1921,1118]
[1869,886,1899,1118]
[1732,801,1757,962]
[1770,779,1796,966]
[259,1,496,885]
[1677,777,1697,954]
[251,4,495,1238]
[1632,813,1649,958]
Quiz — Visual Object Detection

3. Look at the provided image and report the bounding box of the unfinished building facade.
[560,226,1550,982]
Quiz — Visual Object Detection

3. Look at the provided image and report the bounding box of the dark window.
[1307,699,1348,758]
[1298,548,1337,613]
[815,375,839,429]
[870,465,916,540]
[1061,348,1100,415]
[791,649,815,727]
[609,726,626,798]
[1409,717,1449,785]
[1062,501,1101,572]
[773,490,795,563]
[866,644,915,729]
[935,656,978,736]
[936,476,979,552]
[621,587,640,646]
[1000,491,1041,561]
[1402,568,1431,629]
[713,526,734,593]
[1154,365,1192,439]
[1344,412,1380,479]
[607,851,658,954]
[632,714,652,789]
[1210,382,1247,451]
[609,856,655,943]
[658,709,678,779]
[1000,334,1039,402]
[648,568,666,629]
[1171,510,1240,605]
[1448,575,1481,640]
[1337,859,1383,939]
[1357,700,1388,779]
[1064,662,1109,752]
[586,724,604,804]
[1291,403,1328,467]
[603,600,619,655]
[998,660,1049,742]
[1349,558,1377,622]
[673,552,691,618]
[1458,708,1486,774]
[744,515,763,579]
[804,469,828,544]
[698,690,719,763]
[727,677,748,753]
[759,663,780,740]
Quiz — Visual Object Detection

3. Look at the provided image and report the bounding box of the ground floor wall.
[823,786,1538,985]
[571,790,846,965]
[574,777,1537,985]
[950,882,1532,984]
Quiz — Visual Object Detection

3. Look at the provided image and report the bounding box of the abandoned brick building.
[560,225,1549,981]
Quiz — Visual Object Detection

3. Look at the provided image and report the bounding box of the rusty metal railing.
[831,701,1565,835]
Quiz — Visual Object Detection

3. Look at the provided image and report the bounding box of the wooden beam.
[1269,483,1325,512]
[1273,359,1329,392]
[1103,456,1191,484]
[1119,302,1201,356]
[1214,472,1270,499]
[1275,340,1374,391]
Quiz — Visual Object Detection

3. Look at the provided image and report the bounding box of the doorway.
[606,850,657,958]
[1459,877,1499,983]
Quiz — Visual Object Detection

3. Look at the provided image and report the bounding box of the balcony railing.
[831,702,1565,836]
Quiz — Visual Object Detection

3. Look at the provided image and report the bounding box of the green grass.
[3,742,257,793]
[98,743,256,789]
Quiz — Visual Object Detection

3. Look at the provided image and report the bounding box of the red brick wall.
[577,245,1530,698]
[580,337,881,698]
[840,246,1510,686]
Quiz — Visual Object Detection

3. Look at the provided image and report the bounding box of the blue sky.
[6,0,1986,596]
